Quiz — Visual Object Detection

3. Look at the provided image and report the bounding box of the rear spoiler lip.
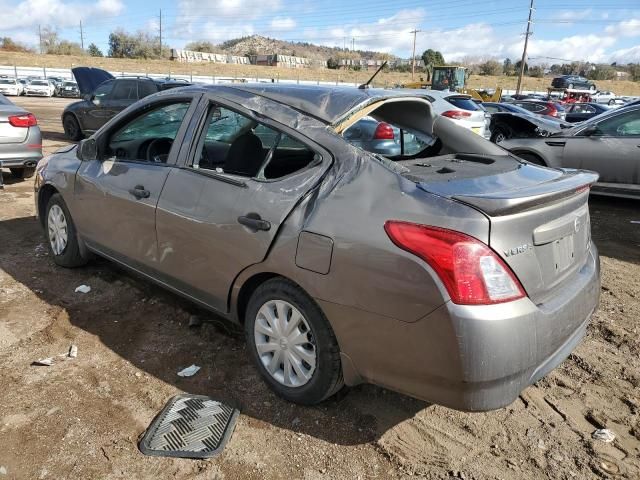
[449,169,599,217]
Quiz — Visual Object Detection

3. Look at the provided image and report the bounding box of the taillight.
[373,122,395,140]
[8,113,37,127]
[547,103,558,117]
[442,110,472,120]
[384,221,526,305]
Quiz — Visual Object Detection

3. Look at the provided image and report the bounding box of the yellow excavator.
[399,66,502,102]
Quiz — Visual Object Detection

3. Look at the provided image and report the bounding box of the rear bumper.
[0,127,43,168]
[322,244,600,411]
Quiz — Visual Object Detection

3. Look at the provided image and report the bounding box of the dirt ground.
[0,97,639,480]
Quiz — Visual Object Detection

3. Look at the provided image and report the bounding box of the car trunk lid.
[401,153,598,304]
[0,107,29,144]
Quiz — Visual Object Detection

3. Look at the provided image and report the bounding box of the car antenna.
[358,61,388,90]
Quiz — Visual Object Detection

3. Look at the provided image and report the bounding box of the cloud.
[0,0,124,30]
[608,44,640,63]
[605,18,640,38]
[270,17,296,31]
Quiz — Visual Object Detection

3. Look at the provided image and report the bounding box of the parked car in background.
[25,80,56,97]
[500,104,640,199]
[551,75,596,91]
[590,91,616,104]
[62,67,192,140]
[0,78,24,96]
[58,81,80,98]
[564,103,609,123]
[482,102,571,143]
[47,77,65,96]
[423,90,487,137]
[0,94,42,179]
[511,100,567,121]
[343,117,424,156]
[34,84,600,411]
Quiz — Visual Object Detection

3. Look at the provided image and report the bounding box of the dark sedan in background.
[58,81,81,98]
[551,75,596,91]
[564,102,610,123]
[511,100,567,121]
[62,67,191,140]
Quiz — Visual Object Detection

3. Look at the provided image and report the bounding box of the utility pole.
[516,0,534,95]
[38,24,43,54]
[410,29,421,80]
[159,9,163,57]
[79,20,84,51]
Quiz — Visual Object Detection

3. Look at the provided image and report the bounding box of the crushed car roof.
[225,84,428,124]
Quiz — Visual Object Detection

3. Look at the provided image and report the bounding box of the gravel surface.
[0,96,638,480]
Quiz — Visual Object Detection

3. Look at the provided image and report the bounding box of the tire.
[245,278,344,405]
[609,99,615,106]
[490,127,510,143]
[516,152,546,166]
[44,193,87,268]
[568,83,574,89]
[9,167,35,179]
[63,114,83,141]
[589,85,596,92]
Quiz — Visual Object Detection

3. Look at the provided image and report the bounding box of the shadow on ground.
[0,213,428,447]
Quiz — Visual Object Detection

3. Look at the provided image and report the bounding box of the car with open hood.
[62,67,191,140]
[35,84,600,411]
[500,104,640,199]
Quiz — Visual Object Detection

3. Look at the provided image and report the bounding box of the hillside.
[1,50,639,95]
[217,35,390,61]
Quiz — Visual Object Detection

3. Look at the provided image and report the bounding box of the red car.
[511,100,567,121]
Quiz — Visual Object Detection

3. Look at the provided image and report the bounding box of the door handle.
[238,213,271,231]
[129,185,150,199]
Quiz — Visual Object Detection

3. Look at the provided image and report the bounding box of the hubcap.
[495,132,505,143]
[47,205,68,255]
[254,300,316,387]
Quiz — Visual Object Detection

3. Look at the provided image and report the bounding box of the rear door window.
[446,96,480,111]
[193,105,318,179]
[138,80,158,99]
[111,80,138,101]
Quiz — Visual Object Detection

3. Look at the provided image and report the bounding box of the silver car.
[500,104,640,199]
[34,84,600,411]
[422,90,487,137]
[0,94,42,180]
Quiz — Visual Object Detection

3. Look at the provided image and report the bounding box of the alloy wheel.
[253,300,316,387]
[47,204,68,255]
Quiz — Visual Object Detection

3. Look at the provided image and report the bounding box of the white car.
[25,80,55,97]
[0,78,23,96]
[422,90,487,137]
[591,91,617,104]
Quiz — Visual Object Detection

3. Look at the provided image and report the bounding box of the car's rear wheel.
[45,193,87,267]
[490,127,511,143]
[245,278,343,405]
[63,114,83,141]
[516,152,546,166]
[9,167,36,179]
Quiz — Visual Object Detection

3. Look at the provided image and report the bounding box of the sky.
[1,0,639,64]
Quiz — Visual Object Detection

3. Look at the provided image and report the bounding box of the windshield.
[0,79,15,85]
[63,82,77,87]
[31,81,48,86]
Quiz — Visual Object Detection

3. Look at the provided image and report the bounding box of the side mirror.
[582,125,599,137]
[77,138,97,161]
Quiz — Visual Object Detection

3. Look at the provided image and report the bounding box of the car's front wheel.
[63,114,83,141]
[245,278,343,405]
[490,127,511,143]
[45,193,87,267]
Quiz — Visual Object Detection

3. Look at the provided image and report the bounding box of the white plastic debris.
[631,221,640,224]
[75,285,91,294]
[0,465,7,475]
[68,345,78,358]
[33,358,54,366]
[592,429,615,443]
[177,365,201,377]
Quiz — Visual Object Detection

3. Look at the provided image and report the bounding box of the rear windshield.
[446,96,481,111]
